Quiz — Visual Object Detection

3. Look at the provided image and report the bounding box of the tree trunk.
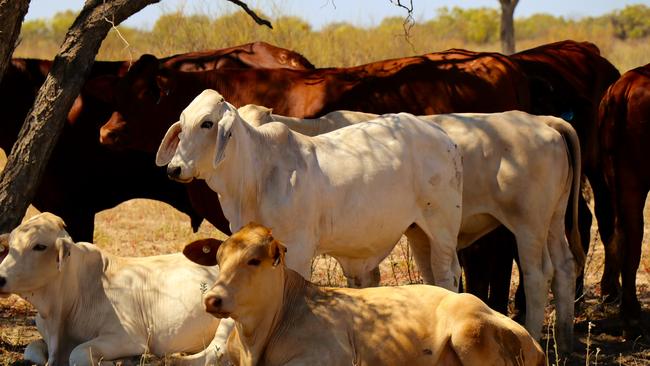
[0,0,30,84]
[0,0,271,233]
[0,0,161,232]
[499,0,518,55]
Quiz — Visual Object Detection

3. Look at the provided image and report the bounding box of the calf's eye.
[201,121,214,129]
[33,244,47,251]
[247,258,261,266]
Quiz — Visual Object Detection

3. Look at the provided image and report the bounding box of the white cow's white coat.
[237,105,583,354]
[0,213,220,366]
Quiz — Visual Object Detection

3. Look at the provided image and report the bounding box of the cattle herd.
[0,39,647,365]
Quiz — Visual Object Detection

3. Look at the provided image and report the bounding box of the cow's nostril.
[205,296,222,311]
[167,166,181,179]
[0,277,6,287]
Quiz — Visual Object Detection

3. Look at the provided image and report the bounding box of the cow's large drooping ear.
[55,237,73,272]
[183,238,223,266]
[214,110,237,168]
[156,121,182,166]
[155,68,175,103]
[269,239,287,267]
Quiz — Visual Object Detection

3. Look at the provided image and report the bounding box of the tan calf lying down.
[184,223,545,366]
[0,213,220,366]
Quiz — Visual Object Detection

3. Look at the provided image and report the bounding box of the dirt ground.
[1,151,650,364]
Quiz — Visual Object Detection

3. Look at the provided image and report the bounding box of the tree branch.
[225,0,273,29]
[0,0,30,85]
[389,0,415,48]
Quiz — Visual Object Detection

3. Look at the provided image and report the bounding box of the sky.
[25,0,650,30]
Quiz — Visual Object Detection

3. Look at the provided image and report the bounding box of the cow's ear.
[183,238,222,266]
[214,109,237,168]
[55,237,73,272]
[156,121,181,166]
[155,68,175,102]
[83,75,118,105]
[269,239,287,267]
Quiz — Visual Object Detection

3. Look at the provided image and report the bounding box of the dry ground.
[0,151,650,365]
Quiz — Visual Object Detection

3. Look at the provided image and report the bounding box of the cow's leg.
[283,234,317,280]
[617,183,648,326]
[405,224,435,285]
[68,336,143,366]
[415,219,461,292]
[514,228,552,341]
[574,194,593,301]
[548,211,576,355]
[587,169,620,302]
[175,318,235,366]
[24,339,48,365]
[344,266,381,288]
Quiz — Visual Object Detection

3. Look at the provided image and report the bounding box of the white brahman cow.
[183,223,546,366]
[0,213,221,366]
[235,104,583,354]
[157,89,463,290]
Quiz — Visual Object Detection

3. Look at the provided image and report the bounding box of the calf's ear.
[269,239,287,267]
[214,110,237,168]
[55,237,73,272]
[156,121,181,166]
[183,238,223,266]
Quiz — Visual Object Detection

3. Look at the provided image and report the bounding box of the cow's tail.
[548,118,586,274]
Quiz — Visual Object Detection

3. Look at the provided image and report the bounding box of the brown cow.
[463,40,621,316]
[598,64,650,327]
[183,223,546,366]
[2,42,314,241]
[96,49,529,152]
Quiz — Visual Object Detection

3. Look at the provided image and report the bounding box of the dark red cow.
[468,40,621,315]
[97,50,529,152]
[2,42,314,241]
[598,64,650,327]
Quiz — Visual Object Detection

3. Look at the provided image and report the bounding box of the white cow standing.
[157,90,464,291]
[236,105,584,354]
[0,213,221,366]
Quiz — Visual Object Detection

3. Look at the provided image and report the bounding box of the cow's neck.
[207,116,294,230]
[233,269,308,366]
[19,244,104,362]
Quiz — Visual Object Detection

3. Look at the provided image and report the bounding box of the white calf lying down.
[184,223,546,366]
[0,213,220,365]
[237,105,583,354]
[157,89,464,291]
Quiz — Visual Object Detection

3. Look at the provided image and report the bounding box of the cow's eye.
[33,244,47,251]
[201,121,213,129]
[247,258,261,266]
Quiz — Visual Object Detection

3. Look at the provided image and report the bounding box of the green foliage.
[611,4,650,40]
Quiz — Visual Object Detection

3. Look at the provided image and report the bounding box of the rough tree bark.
[499,0,519,55]
[0,0,160,233]
[0,0,30,84]
[0,0,271,233]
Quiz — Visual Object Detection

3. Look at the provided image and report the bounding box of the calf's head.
[183,223,286,319]
[156,89,240,182]
[0,213,73,296]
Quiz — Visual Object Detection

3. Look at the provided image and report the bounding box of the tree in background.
[499,0,519,54]
[0,0,29,84]
[611,4,650,40]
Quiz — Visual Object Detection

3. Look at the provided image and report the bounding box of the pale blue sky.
[25,0,650,30]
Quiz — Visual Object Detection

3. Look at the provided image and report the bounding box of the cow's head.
[0,213,73,297]
[156,89,239,182]
[96,54,176,152]
[183,223,286,319]
[236,104,274,127]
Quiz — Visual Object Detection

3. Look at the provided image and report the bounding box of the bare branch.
[225,0,273,29]
[389,0,415,49]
